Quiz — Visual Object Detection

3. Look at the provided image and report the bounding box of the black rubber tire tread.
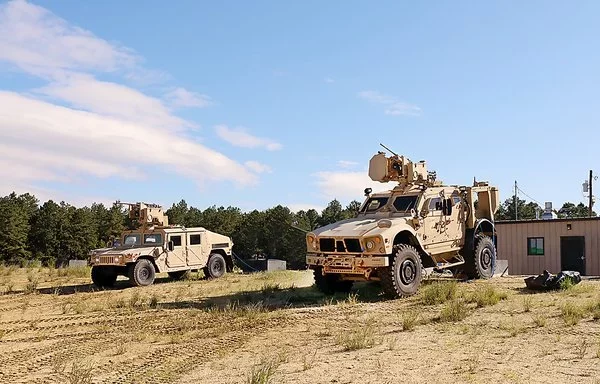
[471,234,496,279]
[206,253,227,279]
[167,270,190,280]
[91,266,117,288]
[380,244,423,298]
[128,259,156,286]
[313,268,353,295]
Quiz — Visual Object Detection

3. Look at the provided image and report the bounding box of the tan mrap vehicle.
[306,145,500,298]
[88,202,234,288]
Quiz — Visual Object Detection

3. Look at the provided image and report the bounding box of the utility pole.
[514,181,518,220]
[590,170,594,217]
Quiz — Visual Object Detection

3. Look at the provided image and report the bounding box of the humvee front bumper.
[306,254,389,275]
[89,254,134,266]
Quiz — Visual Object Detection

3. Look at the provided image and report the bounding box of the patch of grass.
[401,310,419,331]
[421,281,457,305]
[149,294,159,308]
[561,302,585,326]
[246,354,286,384]
[532,314,547,327]
[302,349,317,371]
[129,291,142,308]
[62,360,94,384]
[336,322,377,351]
[114,342,127,356]
[500,319,526,337]
[439,299,469,322]
[468,286,508,308]
[522,296,532,312]
[576,339,588,359]
[261,283,282,295]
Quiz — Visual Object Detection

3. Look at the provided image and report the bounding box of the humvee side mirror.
[168,241,174,252]
[364,188,372,196]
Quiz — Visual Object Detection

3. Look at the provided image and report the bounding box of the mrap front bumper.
[306,254,389,279]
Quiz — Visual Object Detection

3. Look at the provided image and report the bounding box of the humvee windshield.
[124,234,141,246]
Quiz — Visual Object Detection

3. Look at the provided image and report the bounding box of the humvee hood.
[91,246,158,256]
[314,216,410,238]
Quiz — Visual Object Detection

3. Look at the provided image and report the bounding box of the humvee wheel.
[91,266,117,288]
[381,244,423,298]
[168,270,189,280]
[469,234,496,279]
[205,253,226,279]
[313,268,353,295]
[128,259,156,286]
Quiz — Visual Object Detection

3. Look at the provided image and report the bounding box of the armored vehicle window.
[393,196,418,212]
[144,234,162,244]
[190,234,201,245]
[361,197,389,212]
[124,234,141,246]
[429,198,442,211]
[170,235,182,247]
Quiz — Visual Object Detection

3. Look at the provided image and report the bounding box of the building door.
[560,236,586,274]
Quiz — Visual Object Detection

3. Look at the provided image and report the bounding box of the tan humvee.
[88,202,234,287]
[306,146,500,298]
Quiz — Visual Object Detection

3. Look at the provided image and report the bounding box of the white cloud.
[0,0,261,198]
[337,160,359,169]
[0,0,137,77]
[357,90,421,116]
[313,171,392,201]
[324,77,335,83]
[0,91,257,187]
[245,161,272,174]
[36,74,192,131]
[165,87,213,109]
[215,125,282,151]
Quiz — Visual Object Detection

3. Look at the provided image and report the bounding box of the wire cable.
[516,186,544,207]
[231,250,261,272]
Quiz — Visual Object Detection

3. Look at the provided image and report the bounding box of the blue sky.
[0,0,598,212]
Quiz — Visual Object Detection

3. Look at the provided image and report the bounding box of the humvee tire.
[205,253,226,279]
[128,259,156,286]
[313,267,353,295]
[168,270,189,280]
[91,266,117,288]
[466,234,496,279]
[380,244,423,298]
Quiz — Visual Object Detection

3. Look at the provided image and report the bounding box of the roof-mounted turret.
[116,201,170,230]
[369,144,441,188]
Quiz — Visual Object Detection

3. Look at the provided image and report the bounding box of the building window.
[527,237,544,256]
[190,234,201,245]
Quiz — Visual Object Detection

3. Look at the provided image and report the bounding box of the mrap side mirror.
[442,198,453,216]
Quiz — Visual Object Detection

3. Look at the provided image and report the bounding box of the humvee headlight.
[307,234,318,251]
[95,257,99,263]
[114,256,120,263]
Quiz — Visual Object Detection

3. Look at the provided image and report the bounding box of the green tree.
[232,210,266,257]
[0,192,38,264]
[28,200,70,265]
[166,199,189,225]
[557,202,596,218]
[495,197,541,221]
[319,199,345,226]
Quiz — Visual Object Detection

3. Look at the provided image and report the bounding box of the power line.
[516,186,543,207]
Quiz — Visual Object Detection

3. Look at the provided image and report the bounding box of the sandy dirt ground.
[0,266,599,384]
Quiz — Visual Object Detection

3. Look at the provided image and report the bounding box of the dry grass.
[1,269,600,383]
[420,280,457,305]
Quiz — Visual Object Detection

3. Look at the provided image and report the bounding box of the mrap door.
[560,236,586,274]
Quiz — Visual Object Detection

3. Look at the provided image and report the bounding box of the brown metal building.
[495,217,600,276]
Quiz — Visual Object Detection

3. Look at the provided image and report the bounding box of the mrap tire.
[380,244,423,298]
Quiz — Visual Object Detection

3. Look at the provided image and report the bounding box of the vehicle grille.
[99,256,117,264]
[319,238,335,252]
[318,238,362,253]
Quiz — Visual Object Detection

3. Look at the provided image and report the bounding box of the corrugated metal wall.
[496,218,600,275]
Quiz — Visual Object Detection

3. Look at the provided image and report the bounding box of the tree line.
[0,191,594,268]
[0,192,361,268]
